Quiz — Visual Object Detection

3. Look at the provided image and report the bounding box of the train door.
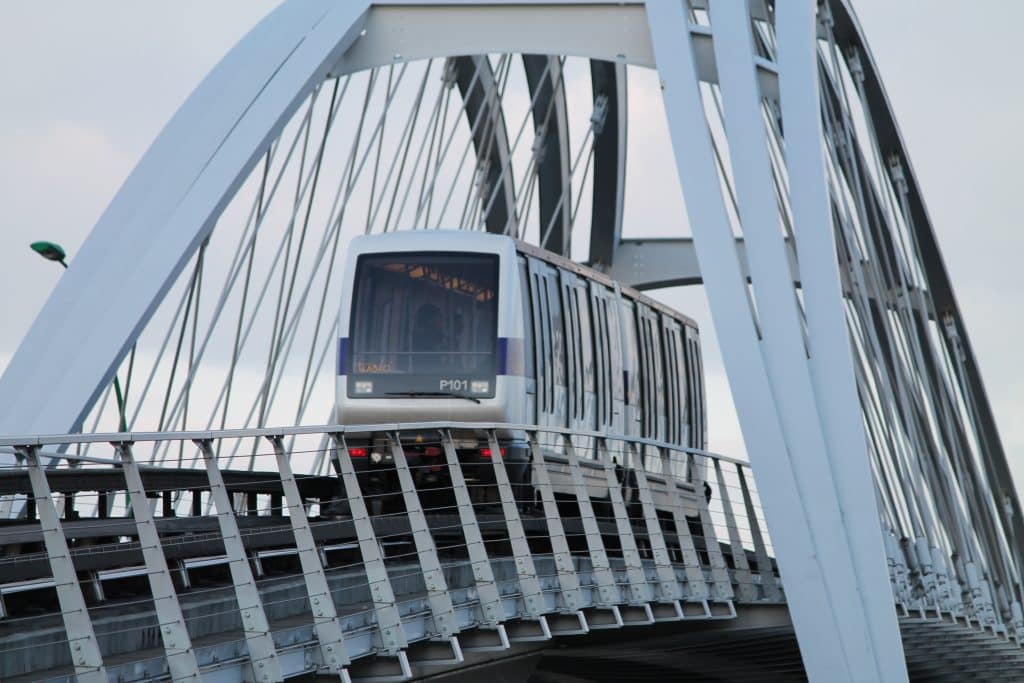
[560,270,596,435]
[636,304,666,444]
[661,316,689,480]
[618,298,642,439]
[660,316,688,448]
[684,325,707,451]
[527,258,567,429]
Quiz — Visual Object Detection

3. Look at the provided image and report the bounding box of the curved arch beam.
[523,55,571,255]
[587,59,627,268]
[0,1,372,438]
[829,0,1024,581]
[452,56,517,234]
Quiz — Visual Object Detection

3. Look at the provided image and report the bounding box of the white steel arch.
[2,2,1019,682]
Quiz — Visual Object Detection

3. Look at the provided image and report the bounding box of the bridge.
[0,1,1021,682]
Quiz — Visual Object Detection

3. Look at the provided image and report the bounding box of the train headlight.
[370,451,385,464]
[471,380,489,394]
[355,381,374,394]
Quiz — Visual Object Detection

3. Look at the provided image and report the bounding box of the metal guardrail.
[0,422,780,682]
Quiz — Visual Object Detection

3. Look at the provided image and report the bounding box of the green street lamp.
[30,241,68,268]
[30,240,128,432]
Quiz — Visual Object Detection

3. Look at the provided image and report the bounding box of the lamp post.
[30,241,128,432]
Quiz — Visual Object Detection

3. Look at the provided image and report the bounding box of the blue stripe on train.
[337,337,349,375]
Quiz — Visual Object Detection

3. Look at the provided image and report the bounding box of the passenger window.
[518,261,535,384]
[530,263,553,415]
[606,297,623,404]
[545,273,567,424]
[590,288,610,427]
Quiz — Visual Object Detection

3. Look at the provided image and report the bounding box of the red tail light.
[424,446,443,457]
[348,447,368,458]
[480,447,506,458]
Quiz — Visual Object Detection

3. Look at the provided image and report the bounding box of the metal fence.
[0,422,779,682]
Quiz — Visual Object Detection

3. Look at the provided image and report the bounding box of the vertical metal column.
[194,439,282,683]
[527,432,584,613]
[737,463,781,601]
[712,458,756,602]
[560,434,619,609]
[439,430,507,633]
[330,434,410,672]
[627,444,683,611]
[485,431,547,622]
[660,447,709,603]
[597,438,652,606]
[387,432,462,659]
[266,436,350,680]
[19,446,108,683]
[116,442,201,682]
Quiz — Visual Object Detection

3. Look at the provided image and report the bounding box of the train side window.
[676,326,688,445]
[661,319,678,444]
[685,331,704,450]
[518,260,535,384]
[538,275,552,412]
[650,315,666,441]
[635,308,651,437]
[575,286,595,426]
[528,260,551,414]
[600,298,613,424]
[590,286,610,427]
[544,272,567,424]
[561,274,577,421]
[606,296,623,406]
[693,335,706,450]
[685,335,696,448]
[620,299,639,422]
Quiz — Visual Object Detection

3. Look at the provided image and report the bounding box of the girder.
[523,55,571,254]
[452,56,517,235]
[586,60,627,268]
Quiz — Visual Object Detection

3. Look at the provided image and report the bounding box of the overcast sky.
[0,1,1021,486]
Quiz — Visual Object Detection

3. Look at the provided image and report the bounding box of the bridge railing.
[0,422,780,682]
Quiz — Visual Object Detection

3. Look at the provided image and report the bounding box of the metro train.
[336,231,707,510]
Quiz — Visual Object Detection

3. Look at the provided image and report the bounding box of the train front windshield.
[347,252,499,398]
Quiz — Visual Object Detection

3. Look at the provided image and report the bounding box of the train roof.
[348,231,699,331]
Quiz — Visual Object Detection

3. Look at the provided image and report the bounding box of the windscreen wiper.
[385,391,481,404]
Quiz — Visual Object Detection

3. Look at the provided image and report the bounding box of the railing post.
[194,438,283,682]
[485,430,547,624]
[627,443,683,612]
[689,458,734,604]
[660,446,710,603]
[736,463,781,601]
[266,435,351,680]
[711,458,756,602]
[116,441,201,682]
[387,432,462,659]
[527,431,585,613]
[597,437,652,606]
[329,433,411,674]
[19,446,108,683]
[439,429,507,637]
[560,433,619,609]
